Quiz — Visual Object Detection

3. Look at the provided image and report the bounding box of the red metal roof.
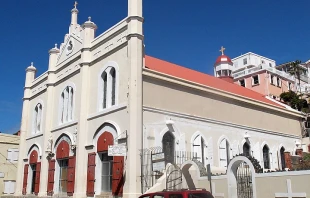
[145,55,283,108]
[215,55,232,65]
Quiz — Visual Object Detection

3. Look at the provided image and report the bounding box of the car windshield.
[188,193,214,198]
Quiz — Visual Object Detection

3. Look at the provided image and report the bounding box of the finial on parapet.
[74,1,78,9]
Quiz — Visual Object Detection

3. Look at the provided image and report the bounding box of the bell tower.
[214,46,234,83]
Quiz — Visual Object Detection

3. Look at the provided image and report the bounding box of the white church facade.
[15,1,306,198]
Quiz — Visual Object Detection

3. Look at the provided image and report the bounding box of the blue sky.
[1,0,310,134]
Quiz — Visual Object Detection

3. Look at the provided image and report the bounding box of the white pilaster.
[69,2,79,34]
[38,45,59,196]
[124,0,144,197]
[74,17,97,198]
[15,63,36,195]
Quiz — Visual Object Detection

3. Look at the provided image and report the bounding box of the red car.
[139,189,214,198]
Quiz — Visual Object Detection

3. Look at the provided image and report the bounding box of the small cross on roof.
[219,46,226,55]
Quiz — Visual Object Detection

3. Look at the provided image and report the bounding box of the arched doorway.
[162,131,175,165]
[22,147,41,195]
[47,135,76,196]
[87,131,124,197]
[227,156,257,198]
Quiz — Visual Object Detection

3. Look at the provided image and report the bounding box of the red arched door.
[87,132,124,197]
[23,149,41,195]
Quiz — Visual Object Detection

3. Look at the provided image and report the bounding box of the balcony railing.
[232,64,295,81]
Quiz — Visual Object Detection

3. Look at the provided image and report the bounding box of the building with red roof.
[15,1,308,198]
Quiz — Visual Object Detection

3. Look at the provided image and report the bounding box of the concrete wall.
[0,134,20,195]
[256,171,310,198]
[143,75,302,136]
[234,71,293,98]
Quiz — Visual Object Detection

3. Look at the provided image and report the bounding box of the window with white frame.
[219,138,231,168]
[100,66,117,110]
[33,103,42,134]
[110,68,116,106]
[102,72,108,109]
[252,75,259,85]
[270,75,274,85]
[288,82,292,90]
[269,63,272,67]
[7,148,19,163]
[192,134,207,166]
[263,145,270,169]
[60,86,74,124]
[3,180,15,194]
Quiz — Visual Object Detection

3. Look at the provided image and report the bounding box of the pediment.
[56,34,82,66]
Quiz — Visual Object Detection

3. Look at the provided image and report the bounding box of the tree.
[280,91,309,112]
[287,60,306,93]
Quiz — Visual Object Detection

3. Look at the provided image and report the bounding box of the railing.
[140,147,197,193]
[232,64,295,81]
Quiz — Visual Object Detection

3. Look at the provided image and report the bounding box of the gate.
[166,163,182,190]
[140,147,196,193]
[236,161,253,198]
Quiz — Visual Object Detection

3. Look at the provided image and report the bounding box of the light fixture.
[166,119,175,132]
[295,140,301,148]
[244,132,251,139]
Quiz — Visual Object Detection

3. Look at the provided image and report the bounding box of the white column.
[74,18,97,198]
[15,64,36,195]
[123,0,144,197]
[38,45,59,196]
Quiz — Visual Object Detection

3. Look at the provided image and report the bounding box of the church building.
[15,1,306,198]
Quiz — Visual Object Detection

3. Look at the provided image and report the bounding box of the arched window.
[102,72,108,109]
[243,142,251,157]
[33,103,42,134]
[219,138,231,168]
[110,68,116,106]
[280,147,286,170]
[263,145,270,169]
[60,86,74,124]
[162,132,175,165]
[192,134,207,166]
[100,66,117,110]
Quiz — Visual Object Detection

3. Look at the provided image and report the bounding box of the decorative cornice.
[143,105,300,138]
[25,133,44,141]
[81,47,91,52]
[87,103,127,121]
[51,120,78,133]
[126,16,144,23]
[71,8,79,13]
[126,33,144,40]
[82,20,97,30]
[26,66,36,72]
[80,62,91,67]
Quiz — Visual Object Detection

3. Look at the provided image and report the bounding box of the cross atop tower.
[74,1,78,9]
[219,46,226,55]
